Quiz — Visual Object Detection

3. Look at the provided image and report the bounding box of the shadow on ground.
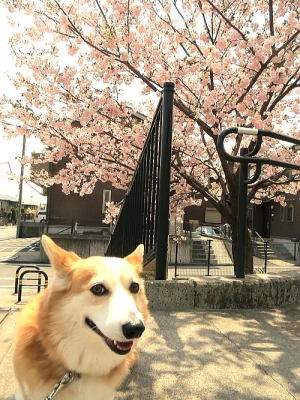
[116,306,300,400]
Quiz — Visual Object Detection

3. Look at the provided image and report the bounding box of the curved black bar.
[217,127,300,170]
[18,270,48,302]
[245,134,263,157]
[259,129,300,146]
[216,127,238,162]
[246,163,262,184]
[14,265,40,294]
[217,127,300,279]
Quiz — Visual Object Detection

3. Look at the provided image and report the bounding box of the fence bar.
[264,241,268,273]
[105,82,174,281]
[174,240,179,278]
[207,239,212,276]
[155,82,175,279]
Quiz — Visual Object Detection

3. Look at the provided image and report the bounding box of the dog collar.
[44,371,81,400]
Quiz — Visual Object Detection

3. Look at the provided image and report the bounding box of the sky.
[0,5,48,205]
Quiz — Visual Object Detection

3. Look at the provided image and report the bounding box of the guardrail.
[217,127,300,278]
[106,82,174,280]
[14,265,40,294]
[17,269,48,302]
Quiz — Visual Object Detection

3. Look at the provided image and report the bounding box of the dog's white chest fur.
[16,375,115,400]
[60,376,115,400]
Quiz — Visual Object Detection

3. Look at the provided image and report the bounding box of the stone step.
[192,250,210,256]
[192,257,217,263]
[192,241,210,246]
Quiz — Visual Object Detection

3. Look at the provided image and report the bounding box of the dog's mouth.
[85,317,133,355]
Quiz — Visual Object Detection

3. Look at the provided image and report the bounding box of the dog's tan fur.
[13,236,149,400]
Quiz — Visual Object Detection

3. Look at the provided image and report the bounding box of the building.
[32,157,299,240]
[251,196,299,241]
[47,178,124,228]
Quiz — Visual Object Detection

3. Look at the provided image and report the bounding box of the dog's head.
[41,235,149,373]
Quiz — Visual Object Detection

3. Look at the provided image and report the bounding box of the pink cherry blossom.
[0,0,299,273]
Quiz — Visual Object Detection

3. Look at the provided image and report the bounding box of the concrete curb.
[145,270,300,310]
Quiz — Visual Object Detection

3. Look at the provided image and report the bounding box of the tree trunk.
[231,217,254,276]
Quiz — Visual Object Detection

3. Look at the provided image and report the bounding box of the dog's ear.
[125,244,144,273]
[41,235,81,289]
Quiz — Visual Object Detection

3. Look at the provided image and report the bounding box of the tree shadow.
[116,305,300,399]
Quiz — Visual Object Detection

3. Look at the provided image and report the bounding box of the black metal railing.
[105,82,174,279]
[171,236,299,279]
[217,127,300,278]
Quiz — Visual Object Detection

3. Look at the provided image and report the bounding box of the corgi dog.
[13,235,149,400]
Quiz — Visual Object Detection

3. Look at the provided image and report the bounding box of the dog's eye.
[129,282,140,294]
[90,284,108,296]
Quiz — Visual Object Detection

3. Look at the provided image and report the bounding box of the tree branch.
[237,29,300,104]
[202,0,255,55]
[268,75,300,112]
[172,163,227,216]
[247,169,293,200]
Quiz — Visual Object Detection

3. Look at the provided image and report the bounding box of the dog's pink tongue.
[117,341,133,350]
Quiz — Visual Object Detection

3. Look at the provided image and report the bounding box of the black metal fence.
[106,82,174,279]
[170,232,299,279]
[217,127,300,278]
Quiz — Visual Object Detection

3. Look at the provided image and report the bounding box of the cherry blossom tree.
[1,0,299,273]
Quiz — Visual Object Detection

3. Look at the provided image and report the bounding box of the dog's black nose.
[122,320,145,339]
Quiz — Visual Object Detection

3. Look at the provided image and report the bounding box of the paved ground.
[1,261,300,400]
[1,299,300,400]
[0,226,16,241]
[0,226,40,263]
[1,226,300,399]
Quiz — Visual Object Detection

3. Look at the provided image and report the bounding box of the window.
[280,206,285,222]
[286,204,294,223]
[205,208,222,223]
[102,190,111,213]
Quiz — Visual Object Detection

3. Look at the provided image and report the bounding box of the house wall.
[46,159,126,227]
[47,180,125,227]
[0,200,17,212]
[270,199,300,240]
[183,202,224,230]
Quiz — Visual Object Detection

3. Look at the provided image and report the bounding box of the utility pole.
[16,135,26,238]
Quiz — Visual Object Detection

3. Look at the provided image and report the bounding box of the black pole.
[18,279,23,302]
[174,240,178,278]
[155,82,174,280]
[37,271,41,293]
[207,239,212,276]
[236,149,248,278]
[264,241,268,273]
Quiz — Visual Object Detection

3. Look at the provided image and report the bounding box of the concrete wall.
[40,234,110,262]
[19,222,47,238]
[145,270,300,310]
